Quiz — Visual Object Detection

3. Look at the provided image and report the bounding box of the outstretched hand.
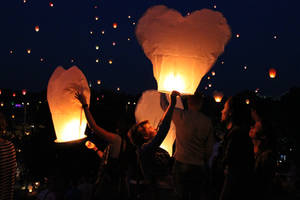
[75,91,87,106]
[170,90,181,106]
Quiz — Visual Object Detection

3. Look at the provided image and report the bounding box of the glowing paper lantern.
[269,68,277,78]
[136,5,231,94]
[213,91,223,103]
[113,22,118,29]
[97,80,101,85]
[49,2,54,7]
[35,25,39,32]
[245,99,250,105]
[135,90,183,156]
[47,66,90,143]
[22,89,27,96]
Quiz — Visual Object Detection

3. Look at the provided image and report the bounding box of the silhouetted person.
[219,95,254,200]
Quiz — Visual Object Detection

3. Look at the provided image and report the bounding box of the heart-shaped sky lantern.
[47,66,90,143]
[136,5,231,94]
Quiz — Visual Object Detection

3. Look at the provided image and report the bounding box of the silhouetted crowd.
[1,88,300,200]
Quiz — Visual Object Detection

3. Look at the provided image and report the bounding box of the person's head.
[186,93,204,111]
[221,95,252,129]
[127,120,156,146]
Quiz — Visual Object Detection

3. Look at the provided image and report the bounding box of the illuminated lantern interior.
[213,91,223,103]
[47,66,90,143]
[113,22,117,29]
[136,5,231,94]
[22,89,27,96]
[269,68,277,78]
[35,25,39,32]
[135,90,184,156]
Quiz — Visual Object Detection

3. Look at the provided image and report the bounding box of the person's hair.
[226,95,252,129]
[127,120,149,147]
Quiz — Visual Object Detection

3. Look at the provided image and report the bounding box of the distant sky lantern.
[0,89,1,95]
[269,68,277,78]
[128,37,131,41]
[211,71,216,76]
[95,45,99,50]
[221,61,224,64]
[207,76,211,80]
[101,30,105,35]
[40,57,44,62]
[95,16,99,21]
[128,15,131,19]
[108,60,113,64]
[113,22,118,29]
[90,31,93,35]
[236,34,240,38]
[11,115,15,119]
[35,25,39,32]
[49,2,54,7]
[12,93,16,97]
[94,5,98,9]
[273,35,277,39]
[244,65,247,70]
[23,0,27,3]
[135,6,231,94]
[0,102,3,107]
[112,42,116,46]
[208,83,212,88]
[96,59,99,63]
[132,22,136,25]
[47,66,90,143]
[213,91,223,103]
[117,87,120,91]
[213,5,217,9]
[97,80,101,85]
[27,49,31,54]
[255,88,260,93]
[245,99,250,105]
[22,89,27,95]
[9,50,13,54]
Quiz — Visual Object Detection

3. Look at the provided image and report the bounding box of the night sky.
[1,0,299,96]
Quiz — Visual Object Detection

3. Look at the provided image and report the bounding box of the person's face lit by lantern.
[221,100,230,122]
[137,122,157,141]
[249,120,262,139]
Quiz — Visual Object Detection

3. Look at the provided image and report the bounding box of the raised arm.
[75,92,119,144]
[142,91,180,152]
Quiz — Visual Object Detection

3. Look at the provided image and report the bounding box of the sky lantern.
[22,89,27,96]
[213,91,223,103]
[245,99,250,105]
[12,93,16,97]
[27,49,31,54]
[113,22,118,29]
[49,2,54,7]
[35,25,39,32]
[135,5,231,94]
[211,71,216,76]
[269,68,277,78]
[236,34,240,38]
[47,66,90,143]
[95,16,99,21]
[95,45,99,50]
[108,60,113,64]
[97,80,101,85]
[0,89,1,95]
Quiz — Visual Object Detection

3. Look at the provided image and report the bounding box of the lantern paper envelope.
[47,66,90,143]
[136,5,231,94]
[135,90,183,156]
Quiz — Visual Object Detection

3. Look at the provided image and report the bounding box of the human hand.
[85,140,96,150]
[170,90,181,106]
[75,91,87,106]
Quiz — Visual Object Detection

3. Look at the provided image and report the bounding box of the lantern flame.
[213,91,223,103]
[162,73,185,94]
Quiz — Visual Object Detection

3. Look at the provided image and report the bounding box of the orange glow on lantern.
[245,99,250,105]
[49,2,54,7]
[113,22,117,29]
[47,66,90,143]
[12,93,16,97]
[22,89,27,95]
[269,68,276,78]
[27,49,31,54]
[97,80,101,85]
[85,141,96,149]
